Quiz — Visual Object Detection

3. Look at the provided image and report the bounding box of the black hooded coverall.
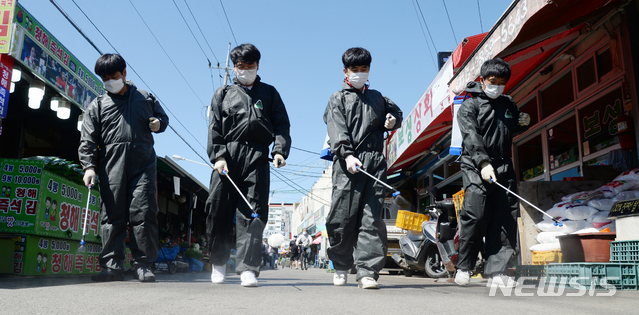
[324,81,403,281]
[456,81,528,276]
[206,76,291,276]
[79,82,169,271]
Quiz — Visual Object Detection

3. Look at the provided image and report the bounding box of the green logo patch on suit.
[254,100,263,110]
[505,109,513,118]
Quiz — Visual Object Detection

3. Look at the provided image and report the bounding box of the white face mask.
[303,231,308,236]
[483,82,505,99]
[235,68,257,86]
[104,79,124,94]
[348,72,369,89]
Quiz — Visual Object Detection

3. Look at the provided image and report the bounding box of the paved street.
[2,267,638,314]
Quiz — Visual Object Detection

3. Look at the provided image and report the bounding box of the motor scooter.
[428,199,484,276]
[391,214,448,278]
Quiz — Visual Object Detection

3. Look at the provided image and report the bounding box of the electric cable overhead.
[415,0,438,52]
[291,146,321,155]
[271,167,330,203]
[412,0,437,69]
[477,0,484,33]
[219,0,238,46]
[171,0,213,66]
[208,0,231,44]
[49,0,103,55]
[67,0,212,166]
[270,169,331,206]
[127,0,208,107]
[183,0,220,64]
[441,0,458,45]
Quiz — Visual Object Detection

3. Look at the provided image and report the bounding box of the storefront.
[386,0,639,217]
[0,3,208,275]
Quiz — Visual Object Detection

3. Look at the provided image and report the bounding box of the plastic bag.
[614,167,639,182]
[598,180,639,198]
[545,202,573,219]
[564,205,599,221]
[186,258,204,272]
[529,242,561,251]
[613,190,639,202]
[535,220,589,233]
[587,199,614,211]
[590,212,614,229]
[536,231,566,244]
[562,191,589,202]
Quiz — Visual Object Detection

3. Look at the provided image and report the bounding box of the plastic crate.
[395,210,429,232]
[515,265,546,285]
[452,190,464,218]
[532,249,563,265]
[546,263,639,290]
[610,240,639,263]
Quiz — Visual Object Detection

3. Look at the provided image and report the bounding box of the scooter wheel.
[403,269,414,277]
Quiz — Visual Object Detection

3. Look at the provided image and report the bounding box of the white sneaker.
[487,274,515,288]
[211,264,226,284]
[455,270,470,286]
[333,270,347,286]
[240,271,258,287]
[357,276,379,289]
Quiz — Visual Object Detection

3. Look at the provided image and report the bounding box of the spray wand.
[78,183,93,252]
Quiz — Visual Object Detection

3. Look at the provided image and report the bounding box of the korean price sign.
[0,159,43,234]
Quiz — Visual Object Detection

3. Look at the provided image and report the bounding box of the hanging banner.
[449,0,549,96]
[0,54,13,118]
[0,0,17,53]
[386,58,453,167]
[9,3,104,110]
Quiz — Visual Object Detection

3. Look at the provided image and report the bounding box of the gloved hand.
[83,167,96,188]
[345,155,362,174]
[480,162,496,183]
[518,112,531,126]
[214,157,228,175]
[273,154,286,168]
[384,113,396,129]
[149,117,161,132]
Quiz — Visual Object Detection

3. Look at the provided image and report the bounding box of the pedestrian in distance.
[79,53,169,282]
[296,228,312,270]
[206,43,292,287]
[454,58,530,288]
[289,236,299,269]
[324,47,403,289]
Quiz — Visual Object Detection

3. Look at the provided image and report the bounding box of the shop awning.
[157,156,209,201]
[386,58,454,174]
[449,0,624,96]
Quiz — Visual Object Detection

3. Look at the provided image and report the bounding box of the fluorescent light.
[50,97,59,111]
[77,114,83,131]
[10,82,14,93]
[57,100,70,119]
[28,79,45,109]
[11,68,21,82]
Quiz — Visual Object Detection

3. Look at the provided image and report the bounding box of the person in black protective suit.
[79,54,169,282]
[324,47,403,289]
[206,43,291,287]
[454,58,530,287]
